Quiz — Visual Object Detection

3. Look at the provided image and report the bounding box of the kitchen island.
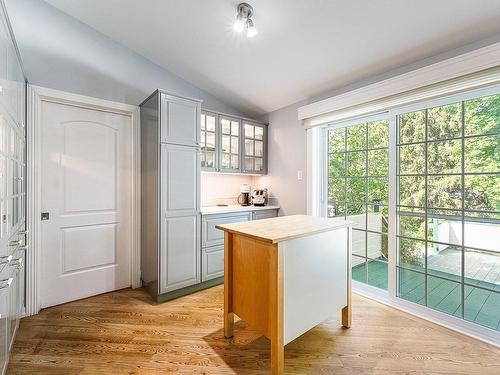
[216,214,352,375]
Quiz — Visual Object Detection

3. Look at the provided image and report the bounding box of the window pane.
[328,152,345,177]
[464,286,500,330]
[231,154,239,169]
[245,157,253,170]
[254,157,263,171]
[231,121,239,135]
[427,103,462,140]
[200,130,206,147]
[245,139,254,156]
[347,203,365,230]
[464,135,500,173]
[352,256,366,283]
[205,151,215,168]
[399,143,425,175]
[328,202,345,218]
[427,276,462,316]
[368,232,388,261]
[464,94,500,136]
[200,114,206,130]
[244,124,254,138]
[399,212,425,240]
[367,204,388,233]
[352,229,366,257]
[464,221,499,252]
[347,151,366,176]
[255,126,264,140]
[221,153,230,168]
[399,176,425,207]
[221,119,231,134]
[427,242,461,282]
[368,149,388,176]
[206,132,215,151]
[398,268,425,305]
[367,259,388,290]
[399,110,425,144]
[231,136,239,154]
[200,151,206,166]
[427,214,462,246]
[206,115,216,131]
[367,120,388,149]
[347,177,366,203]
[427,175,462,210]
[399,237,425,272]
[221,135,230,153]
[347,124,366,150]
[427,139,462,174]
[328,178,345,203]
[368,177,388,204]
[329,128,345,152]
[464,174,500,212]
[255,140,263,157]
[465,248,500,290]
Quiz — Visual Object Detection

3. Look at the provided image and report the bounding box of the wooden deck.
[7,286,500,374]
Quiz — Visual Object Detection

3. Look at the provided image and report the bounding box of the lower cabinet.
[201,208,279,282]
[160,214,200,294]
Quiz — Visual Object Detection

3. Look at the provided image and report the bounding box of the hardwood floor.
[7,286,500,374]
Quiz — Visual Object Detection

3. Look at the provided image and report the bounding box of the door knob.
[41,212,49,221]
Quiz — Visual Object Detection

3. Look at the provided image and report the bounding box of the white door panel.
[160,94,199,146]
[40,101,132,308]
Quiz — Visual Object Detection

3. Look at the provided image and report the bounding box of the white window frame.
[316,83,500,347]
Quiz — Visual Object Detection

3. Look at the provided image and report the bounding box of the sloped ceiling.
[38,0,500,116]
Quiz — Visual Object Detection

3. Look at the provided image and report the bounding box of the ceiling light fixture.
[233,2,257,37]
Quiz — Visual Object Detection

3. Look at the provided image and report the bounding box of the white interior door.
[40,100,132,308]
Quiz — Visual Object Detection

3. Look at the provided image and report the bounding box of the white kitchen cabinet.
[141,90,203,301]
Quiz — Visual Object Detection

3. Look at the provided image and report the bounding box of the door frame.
[26,85,141,316]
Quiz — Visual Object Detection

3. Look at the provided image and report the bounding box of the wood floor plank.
[7,286,500,374]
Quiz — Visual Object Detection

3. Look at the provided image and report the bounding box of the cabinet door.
[161,144,200,215]
[200,111,217,171]
[202,244,224,281]
[160,214,200,294]
[0,273,10,375]
[219,116,240,172]
[242,122,267,174]
[160,93,200,147]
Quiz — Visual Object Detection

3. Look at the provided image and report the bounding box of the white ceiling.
[44,0,500,116]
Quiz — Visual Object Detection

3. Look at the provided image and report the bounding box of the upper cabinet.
[160,93,200,147]
[200,110,268,175]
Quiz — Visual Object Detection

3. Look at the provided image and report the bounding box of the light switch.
[297,170,303,181]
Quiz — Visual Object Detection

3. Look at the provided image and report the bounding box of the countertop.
[201,204,280,215]
[216,214,350,244]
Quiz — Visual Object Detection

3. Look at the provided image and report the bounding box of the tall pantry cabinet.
[140,90,202,301]
[0,0,27,374]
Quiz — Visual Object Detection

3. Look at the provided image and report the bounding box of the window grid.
[396,97,500,329]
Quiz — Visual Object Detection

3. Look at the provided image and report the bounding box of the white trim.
[353,282,500,348]
[26,85,141,316]
[298,42,500,125]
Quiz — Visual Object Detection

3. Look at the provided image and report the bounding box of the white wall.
[257,101,308,215]
[5,0,244,115]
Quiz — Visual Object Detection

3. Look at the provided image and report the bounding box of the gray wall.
[258,35,500,215]
[6,0,244,115]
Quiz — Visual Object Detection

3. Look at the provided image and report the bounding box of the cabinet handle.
[0,278,13,290]
[9,239,22,246]
[0,255,12,265]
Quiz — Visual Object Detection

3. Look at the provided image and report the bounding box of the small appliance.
[252,188,268,206]
[237,184,251,206]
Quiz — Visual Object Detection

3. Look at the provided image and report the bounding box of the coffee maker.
[237,184,251,206]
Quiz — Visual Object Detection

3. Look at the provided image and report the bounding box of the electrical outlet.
[297,170,303,181]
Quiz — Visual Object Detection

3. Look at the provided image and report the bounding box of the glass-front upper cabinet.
[243,121,266,174]
[219,116,240,172]
[200,111,217,171]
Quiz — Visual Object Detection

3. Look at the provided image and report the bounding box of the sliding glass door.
[324,88,500,332]
[327,119,389,290]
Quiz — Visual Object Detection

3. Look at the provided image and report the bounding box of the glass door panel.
[220,116,240,172]
[200,112,217,170]
[242,122,266,173]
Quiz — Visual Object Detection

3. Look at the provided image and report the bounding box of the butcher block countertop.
[216,214,350,244]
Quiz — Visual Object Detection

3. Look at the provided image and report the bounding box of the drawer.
[252,209,279,221]
[202,212,251,248]
[202,245,224,282]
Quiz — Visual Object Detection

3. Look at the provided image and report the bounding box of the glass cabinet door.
[219,116,240,172]
[200,111,217,171]
[243,122,266,174]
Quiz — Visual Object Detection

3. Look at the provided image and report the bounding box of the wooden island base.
[218,215,352,375]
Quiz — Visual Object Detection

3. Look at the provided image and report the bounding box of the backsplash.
[201,173,276,207]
